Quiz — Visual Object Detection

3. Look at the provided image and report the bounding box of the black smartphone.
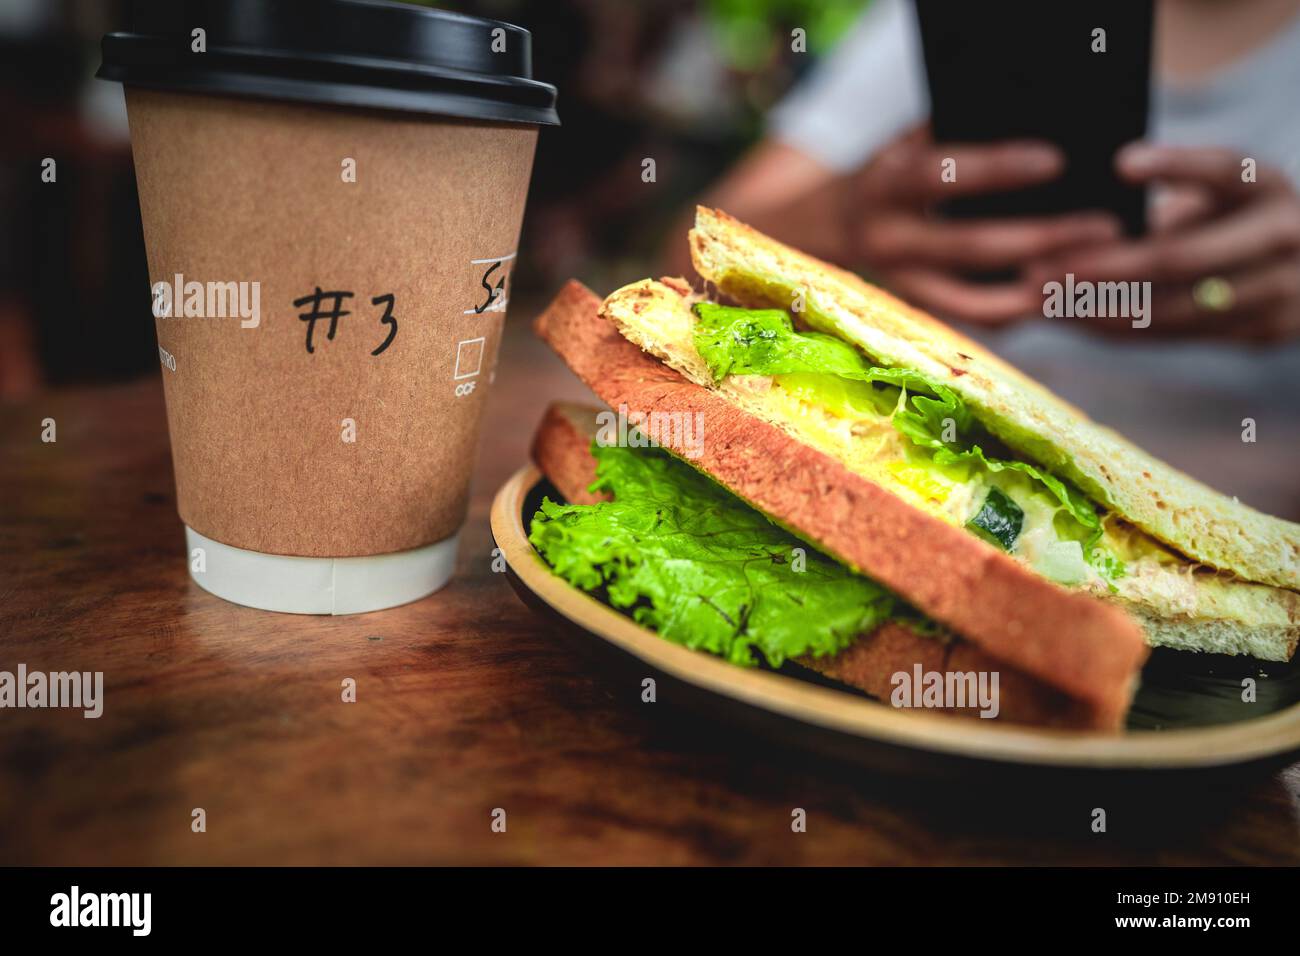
[914,0,1153,238]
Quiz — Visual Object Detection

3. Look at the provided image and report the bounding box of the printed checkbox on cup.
[454,336,487,380]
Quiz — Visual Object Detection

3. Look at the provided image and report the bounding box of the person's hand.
[849,125,1122,324]
[1028,144,1300,342]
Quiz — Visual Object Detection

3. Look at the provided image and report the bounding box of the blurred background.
[2,0,1297,517]
[0,0,868,395]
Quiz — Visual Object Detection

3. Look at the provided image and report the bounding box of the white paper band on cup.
[184,527,458,615]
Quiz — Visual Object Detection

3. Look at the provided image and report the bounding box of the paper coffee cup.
[98,1,558,614]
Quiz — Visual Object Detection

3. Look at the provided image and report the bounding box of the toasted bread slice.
[689,206,1300,592]
[533,282,1148,730]
[530,401,1108,730]
[531,402,612,506]
[603,276,1299,662]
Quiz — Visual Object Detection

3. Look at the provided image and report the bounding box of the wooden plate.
[491,464,1300,779]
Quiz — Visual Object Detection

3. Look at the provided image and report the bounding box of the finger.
[1117,142,1286,199]
[1030,201,1300,285]
[868,140,1064,202]
[861,211,1121,270]
[1052,258,1300,339]
[1227,308,1300,343]
[1148,257,1300,328]
[1056,304,1222,341]
[1149,185,1216,234]
[885,268,1041,325]
[1098,307,1295,343]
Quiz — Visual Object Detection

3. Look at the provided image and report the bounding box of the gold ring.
[1192,276,1235,312]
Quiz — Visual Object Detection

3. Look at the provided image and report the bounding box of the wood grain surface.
[1,308,1298,865]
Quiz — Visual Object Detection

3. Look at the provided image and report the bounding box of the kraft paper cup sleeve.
[127,88,538,560]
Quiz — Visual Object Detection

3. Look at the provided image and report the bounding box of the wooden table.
[2,311,1298,865]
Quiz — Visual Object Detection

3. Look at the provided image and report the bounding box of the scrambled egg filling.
[616,288,1287,631]
[720,370,1285,627]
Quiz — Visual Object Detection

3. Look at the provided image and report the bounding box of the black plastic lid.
[97,0,559,126]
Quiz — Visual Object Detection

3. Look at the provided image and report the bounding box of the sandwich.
[524,208,1299,730]
[529,400,1144,731]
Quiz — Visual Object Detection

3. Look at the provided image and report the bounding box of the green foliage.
[707,0,871,66]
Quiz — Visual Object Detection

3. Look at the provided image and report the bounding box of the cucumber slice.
[966,487,1024,551]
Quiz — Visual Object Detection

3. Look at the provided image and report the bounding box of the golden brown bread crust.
[532,280,1148,730]
[803,623,1096,729]
[530,398,1112,730]
[530,402,611,506]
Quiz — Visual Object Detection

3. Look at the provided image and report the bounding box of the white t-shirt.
[765,0,1300,510]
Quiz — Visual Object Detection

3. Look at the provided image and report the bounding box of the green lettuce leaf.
[692,302,1113,564]
[528,441,901,668]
